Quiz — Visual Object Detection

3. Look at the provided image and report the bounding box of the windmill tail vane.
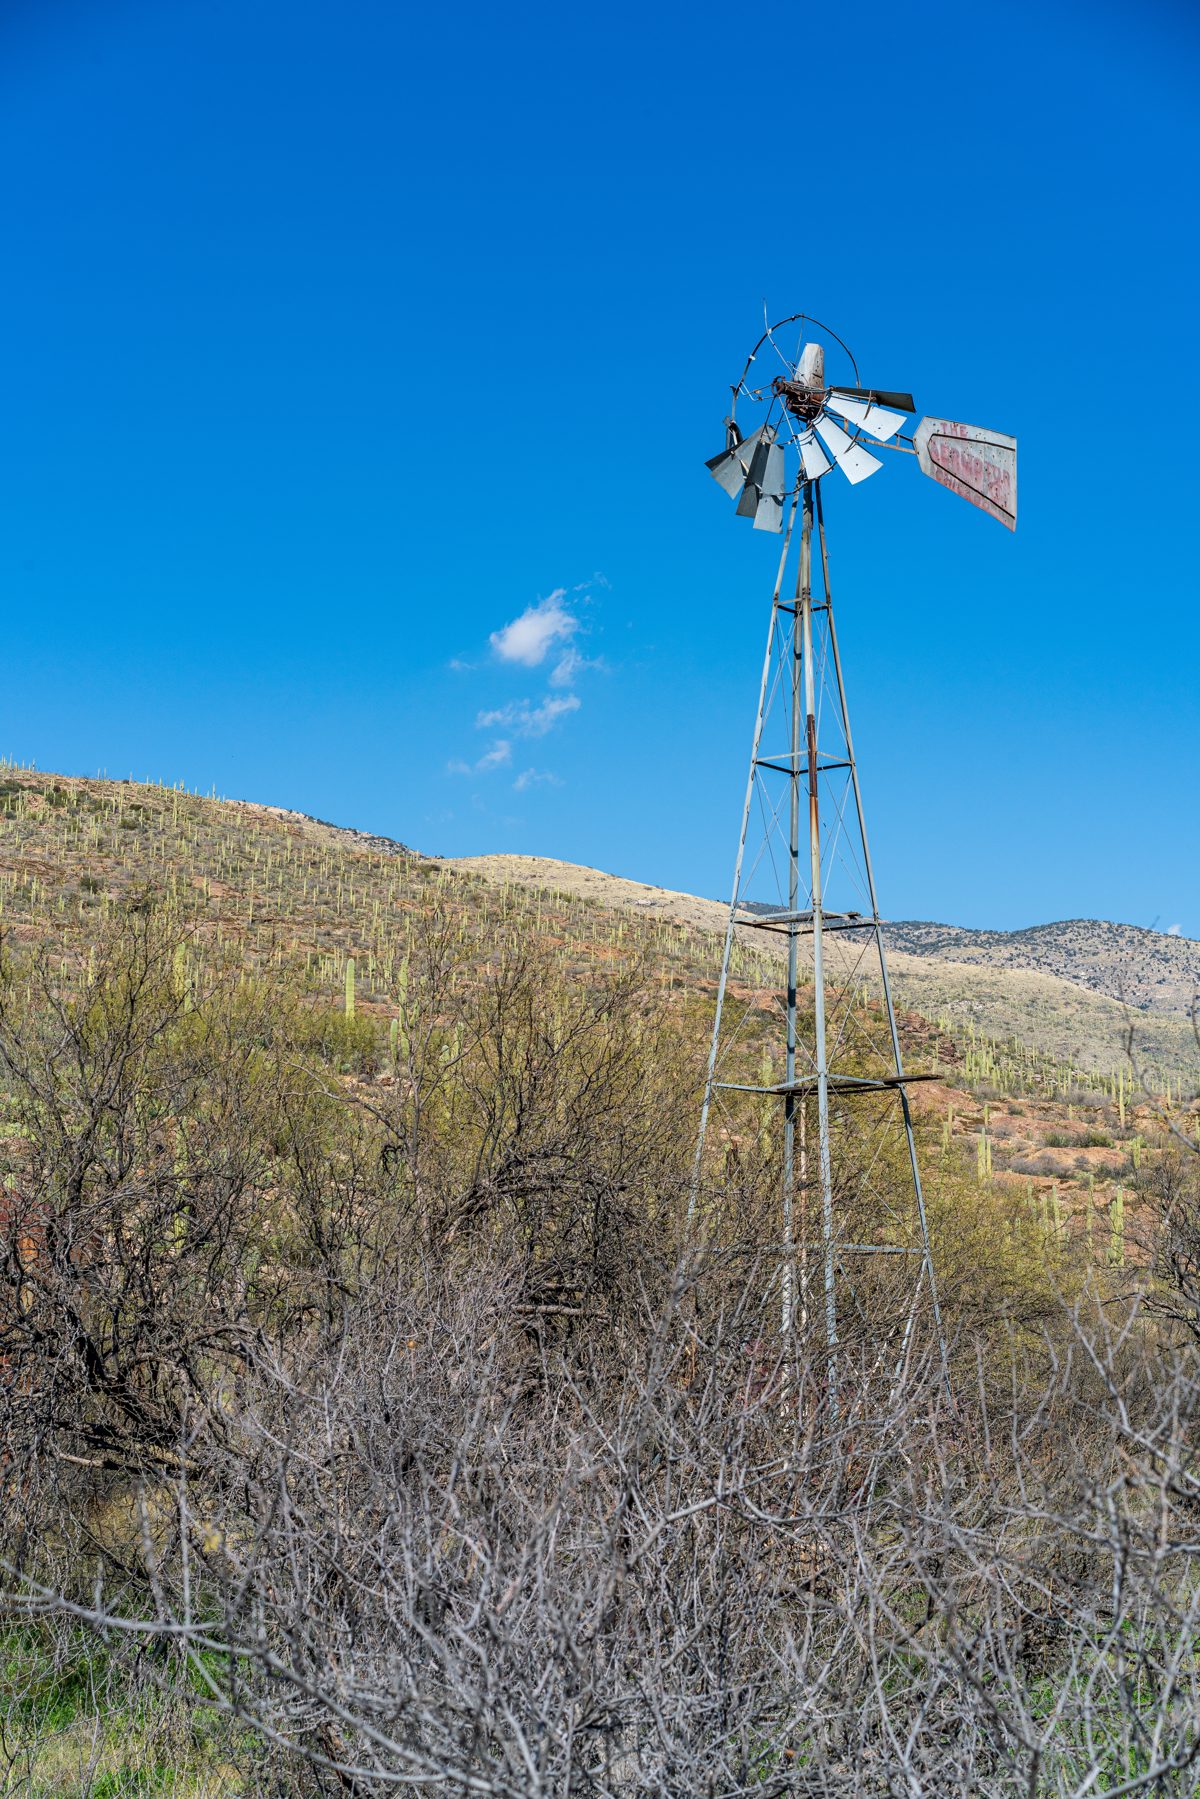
[692,311,1017,1406]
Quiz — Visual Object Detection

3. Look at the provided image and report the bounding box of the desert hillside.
[1,767,1195,1221]
[454,853,1199,1082]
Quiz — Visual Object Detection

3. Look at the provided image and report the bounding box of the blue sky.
[1,0,1197,934]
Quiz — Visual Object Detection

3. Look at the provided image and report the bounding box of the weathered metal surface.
[799,430,832,480]
[828,385,915,413]
[705,422,769,497]
[735,436,773,517]
[815,413,883,484]
[751,440,786,532]
[825,391,908,441]
[914,416,1017,529]
[796,341,825,390]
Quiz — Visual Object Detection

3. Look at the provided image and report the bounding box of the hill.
[1,768,1196,1216]
[454,853,1199,1085]
[2,773,1194,1090]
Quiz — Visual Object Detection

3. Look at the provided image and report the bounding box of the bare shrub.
[2,922,1199,1793]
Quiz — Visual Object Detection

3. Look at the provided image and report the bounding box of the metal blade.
[751,440,785,531]
[826,386,916,413]
[798,431,832,480]
[735,436,775,517]
[705,423,769,498]
[752,490,783,532]
[814,413,883,485]
[825,391,908,441]
[914,417,1016,529]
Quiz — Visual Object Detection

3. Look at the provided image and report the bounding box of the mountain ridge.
[880,917,1198,1021]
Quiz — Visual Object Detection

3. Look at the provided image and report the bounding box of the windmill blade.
[826,385,915,413]
[914,417,1016,529]
[751,440,785,532]
[814,413,883,485]
[735,436,784,532]
[706,423,770,498]
[825,391,908,441]
[798,431,832,481]
[735,437,772,516]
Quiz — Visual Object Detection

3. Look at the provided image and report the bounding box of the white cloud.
[547,647,605,688]
[448,740,512,776]
[513,768,563,793]
[1167,922,1182,936]
[490,591,578,668]
[475,694,580,738]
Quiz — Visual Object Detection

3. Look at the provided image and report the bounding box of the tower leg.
[690,495,798,1227]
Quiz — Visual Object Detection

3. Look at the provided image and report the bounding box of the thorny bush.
[1,919,1199,1795]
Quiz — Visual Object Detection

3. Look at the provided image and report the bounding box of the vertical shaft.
[800,491,838,1365]
[780,488,809,1335]
[815,483,948,1396]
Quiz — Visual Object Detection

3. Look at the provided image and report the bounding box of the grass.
[0,1628,239,1796]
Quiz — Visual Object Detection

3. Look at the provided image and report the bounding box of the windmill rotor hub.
[772,375,825,421]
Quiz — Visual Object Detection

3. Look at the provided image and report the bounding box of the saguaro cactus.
[1109,1186,1125,1268]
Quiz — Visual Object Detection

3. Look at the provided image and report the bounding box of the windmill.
[692,311,1016,1396]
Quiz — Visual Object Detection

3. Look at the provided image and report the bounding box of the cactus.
[172,943,191,1010]
[1086,1174,1095,1256]
[1109,1186,1125,1268]
[344,958,356,1019]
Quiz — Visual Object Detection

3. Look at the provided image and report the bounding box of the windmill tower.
[692,312,1016,1393]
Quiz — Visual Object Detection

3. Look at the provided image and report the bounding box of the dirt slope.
[453,854,1198,1079]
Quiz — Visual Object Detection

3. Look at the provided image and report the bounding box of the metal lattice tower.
[692,312,1016,1393]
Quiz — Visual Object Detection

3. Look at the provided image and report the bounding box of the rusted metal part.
[773,375,824,421]
[774,344,827,422]
[914,416,1017,530]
